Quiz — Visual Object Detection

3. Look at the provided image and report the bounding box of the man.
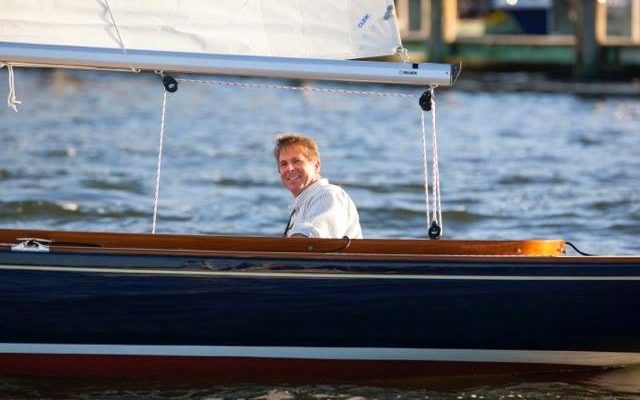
[275,133,362,239]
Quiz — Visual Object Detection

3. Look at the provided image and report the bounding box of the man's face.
[278,144,320,197]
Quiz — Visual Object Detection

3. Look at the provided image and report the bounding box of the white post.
[632,0,640,44]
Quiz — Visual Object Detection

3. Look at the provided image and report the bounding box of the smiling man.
[274,133,362,239]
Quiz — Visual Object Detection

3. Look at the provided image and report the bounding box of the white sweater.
[285,178,362,239]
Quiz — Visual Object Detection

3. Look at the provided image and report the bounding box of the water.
[1,69,640,398]
[1,371,640,399]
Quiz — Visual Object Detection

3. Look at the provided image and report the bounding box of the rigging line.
[152,89,168,234]
[565,241,595,256]
[102,0,140,73]
[395,46,411,63]
[174,77,416,98]
[5,64,22,112]
[420,108,431,228]
[430,86,443,233]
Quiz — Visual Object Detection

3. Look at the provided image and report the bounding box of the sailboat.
[1,0,639,384]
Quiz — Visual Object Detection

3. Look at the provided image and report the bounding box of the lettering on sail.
[357,14,370,28]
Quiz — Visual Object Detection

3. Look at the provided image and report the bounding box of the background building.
[395,0,640,79]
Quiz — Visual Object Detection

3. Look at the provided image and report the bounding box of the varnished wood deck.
[0,228,565,257]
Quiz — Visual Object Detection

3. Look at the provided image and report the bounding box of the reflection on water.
[588,367,640,395]
[1,69,640,398]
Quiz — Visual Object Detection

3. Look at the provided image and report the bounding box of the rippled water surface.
[1,370,640,400]
[2,69,639,253]
[1,69,639,398]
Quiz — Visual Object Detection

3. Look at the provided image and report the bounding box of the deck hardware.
[428,221,441,239]
[419,90,432,111]
[162,75,178,92]
[11,238,52,252]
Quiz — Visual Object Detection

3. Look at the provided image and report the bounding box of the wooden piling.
[428,0,457,63]
[573,0,602,80]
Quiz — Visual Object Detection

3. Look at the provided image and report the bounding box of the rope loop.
[5,64,22,112]
[395,46,411,63]
[429,85,443,236]
[419,85,443,238]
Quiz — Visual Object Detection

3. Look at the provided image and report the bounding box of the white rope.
[152,89,168,234]
[419,86,443,236]
[4,64,22,112]
[103,0,139,73]
[395,46,411,63]
[420,109,431,229]
[172,74,443,236]
[175,77,416,98]
[429,86,443,234]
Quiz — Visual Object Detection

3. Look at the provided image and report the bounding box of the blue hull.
[1,259,640,352]
[1,230,639,381]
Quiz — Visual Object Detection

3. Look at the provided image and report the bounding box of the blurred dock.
[396,0,640,85]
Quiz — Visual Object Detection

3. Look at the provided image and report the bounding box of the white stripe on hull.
[1,264,640,281]
[2,344,640,367]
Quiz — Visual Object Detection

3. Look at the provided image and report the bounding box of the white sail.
[1,0,401,60]
[0,0,459,86]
